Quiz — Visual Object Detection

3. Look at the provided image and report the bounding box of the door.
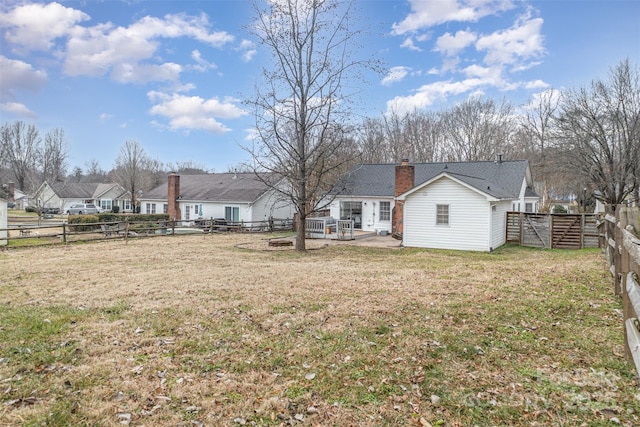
[340,201,362,229]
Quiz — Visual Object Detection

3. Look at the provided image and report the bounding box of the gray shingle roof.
[50,182,126,199]
[333,160,535,200]
[143,173,278,203]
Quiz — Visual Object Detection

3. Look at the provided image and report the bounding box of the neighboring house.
[1,182,29,209]
[34,181,132,213]
[330,159,539,252]
[0,198,7,246]
[139,172,294,224]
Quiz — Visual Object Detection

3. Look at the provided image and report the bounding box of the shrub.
[67,214,100,232]
[552,205,568,214]
[111,206,120,213]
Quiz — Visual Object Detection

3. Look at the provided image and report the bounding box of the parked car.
[66,203,99,215]
[42,207,60,214]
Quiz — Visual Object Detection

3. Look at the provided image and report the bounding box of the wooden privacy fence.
[601,207,640,378]
[506,212,599,249]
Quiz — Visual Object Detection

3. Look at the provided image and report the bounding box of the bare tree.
[519,90,560,211]
[556,59,640,208]
[356,117,389,163]
[441,98,514,161]
[0,121,40,191]
[245,0,377,251]
[113,140,150,213]
[84,159,109,182]
[42,127,68,183]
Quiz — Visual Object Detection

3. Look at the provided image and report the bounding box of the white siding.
[329,197,394,232]
[490,201,510,250]
[250,190,294,222]
[0,199,7,246]
[179,201,250,222]
[403,177,491,251]
[36,183,63,211]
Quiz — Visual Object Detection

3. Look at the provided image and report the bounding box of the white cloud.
[0,102,37,118]
[110,62,183,84]
[190,50,217,72]
[476,12,545,67]
[386,78,485,114]
[525,80,550,90]
[0,56,48,95]
[461,64,502,83]
[400,37,422,52]
[0,56,47,116]
[382,66,411,86]
[0,2,89,52]
[58,12,233,83]
[237,39,257,62]
[148,91,247,133]
[434,30,477,56]
[99,113,113,122]
[392,0,514,34]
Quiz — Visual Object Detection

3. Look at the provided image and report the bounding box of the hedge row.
[65,213,169,224]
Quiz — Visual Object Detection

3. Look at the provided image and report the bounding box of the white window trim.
[436,204,450,226]
[379,201,391,222]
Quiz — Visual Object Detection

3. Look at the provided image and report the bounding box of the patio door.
[340,201,362,229]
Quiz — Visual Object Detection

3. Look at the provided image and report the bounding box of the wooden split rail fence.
[1,216,294,246]
[601,207,640,378]
[506,212,599,249]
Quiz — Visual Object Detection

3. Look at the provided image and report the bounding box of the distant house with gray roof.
[138,172,294,224]
[34,181,132,213]
[329,159,539,251]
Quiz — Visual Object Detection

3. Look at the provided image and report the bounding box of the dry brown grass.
[0,234,637,426]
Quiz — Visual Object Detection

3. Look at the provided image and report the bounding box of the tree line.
[1,59,638,215]
[354,58,639,211]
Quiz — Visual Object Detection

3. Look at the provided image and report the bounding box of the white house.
[34,181,132,213]
[139,172,294,224]
[0,198,7,246]
[330,159,539,251]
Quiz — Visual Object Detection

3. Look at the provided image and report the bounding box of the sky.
[1,0,639,174]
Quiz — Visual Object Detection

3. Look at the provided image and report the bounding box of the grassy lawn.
[0,234,637,426]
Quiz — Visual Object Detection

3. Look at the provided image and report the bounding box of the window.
[436,204,449,226]
[100,199,112,211]
[150,203,156,214]
[225,206,239,222]
[194,205,199,215]
[185,205,190,220]
[379,201,390,221]
[525,203,533,213]
[163,204,168,214]
[124,200,131,211]
[146,203,151,213]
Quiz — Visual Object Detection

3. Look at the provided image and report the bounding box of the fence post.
[62,223,66,244]
[519,212,523,246]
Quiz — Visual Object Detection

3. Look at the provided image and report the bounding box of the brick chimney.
[7,182,15,202]
[392,159,414,238]
[167,173,181,221]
